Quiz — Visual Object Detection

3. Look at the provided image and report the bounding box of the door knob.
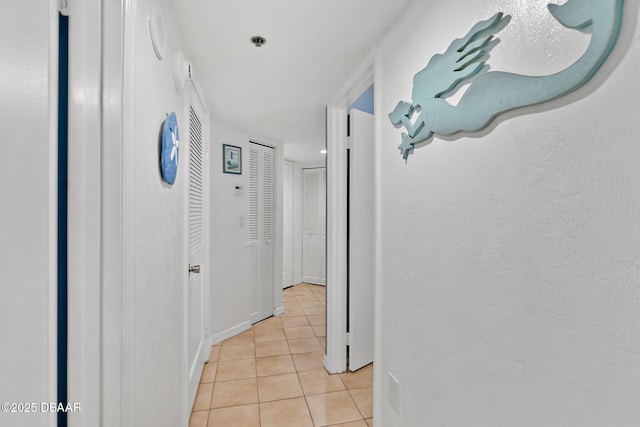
[189,264,201,274]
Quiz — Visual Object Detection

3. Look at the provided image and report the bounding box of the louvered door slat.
[262,149,273,241]
[189,106,205,253]
[319,168,326,234]
[249,147,260,242]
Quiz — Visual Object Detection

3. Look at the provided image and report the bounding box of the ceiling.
[169,0,413,164]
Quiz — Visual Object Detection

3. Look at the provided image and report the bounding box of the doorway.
[325,57,376,374]
[281,150,327,292]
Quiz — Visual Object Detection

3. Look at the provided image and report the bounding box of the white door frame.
[283,160,295,289]
[67,0,127,426]
[67,1,139,425]
[325,51,375,374]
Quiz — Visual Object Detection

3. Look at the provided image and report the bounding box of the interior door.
[249,143,275,323]
[348,109,375,371]
[302,168,327,285]
[187,100,208,402]
[259,146,275,318]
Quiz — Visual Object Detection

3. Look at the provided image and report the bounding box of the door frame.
[283,160,295,289]
[325,50,375,374]
[67,1,139,425]
[67,0,126,426]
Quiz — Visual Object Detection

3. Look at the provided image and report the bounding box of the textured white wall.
[0,3,55,427]
[130,1,190,424]
[209,122,255,333]
[376,0,640,425]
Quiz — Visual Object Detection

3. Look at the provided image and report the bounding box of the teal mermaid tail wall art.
[389,0,624,161]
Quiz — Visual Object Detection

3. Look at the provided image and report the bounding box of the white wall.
[0,3,56,427]
[376,1,640,426]
[126,1,192,424]
[209,122,284,339]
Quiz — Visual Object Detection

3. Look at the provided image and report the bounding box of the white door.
[302,168,327,285]
[187,100,209,401]
[283,162,295,288]
[348,109,375,371]
[249,143,275,323]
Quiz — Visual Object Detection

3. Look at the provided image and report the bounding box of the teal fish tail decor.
[389,0,624,161]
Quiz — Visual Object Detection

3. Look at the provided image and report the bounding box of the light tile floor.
[190,283,374,427]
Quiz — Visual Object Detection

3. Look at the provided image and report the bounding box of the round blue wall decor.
[161,112,179,185]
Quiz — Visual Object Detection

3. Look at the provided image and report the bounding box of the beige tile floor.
[190,283,374,427]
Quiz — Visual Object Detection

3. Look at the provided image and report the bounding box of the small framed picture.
[222,144,242,174]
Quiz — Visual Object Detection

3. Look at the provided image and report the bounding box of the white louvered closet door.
[302,168,326,285]
[248,142,275,323]
[187,100,209,405]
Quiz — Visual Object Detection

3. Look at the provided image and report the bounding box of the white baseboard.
[302,276,327,286]
[273,306,284,316]
[209,321,251,346]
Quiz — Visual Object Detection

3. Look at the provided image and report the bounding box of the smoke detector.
[250,36,266,47]
[172,50,192,92]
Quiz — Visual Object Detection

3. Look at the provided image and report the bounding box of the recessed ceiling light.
[320,149,327,154]
[250,36,266,47]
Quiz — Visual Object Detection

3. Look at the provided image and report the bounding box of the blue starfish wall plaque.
[161,112,180,185]
[389,0,624,161]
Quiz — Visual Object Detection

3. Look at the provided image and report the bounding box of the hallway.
[189,283,374,427]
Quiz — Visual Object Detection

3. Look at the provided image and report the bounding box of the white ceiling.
[169,0,413,163]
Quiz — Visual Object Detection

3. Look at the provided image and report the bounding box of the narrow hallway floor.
[189,283,374,427]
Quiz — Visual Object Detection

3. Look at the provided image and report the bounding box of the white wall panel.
[127,1,192,424]
[376,1,640,425]
[0,3,56,427]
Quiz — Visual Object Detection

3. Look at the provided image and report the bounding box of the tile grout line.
[301,284,322,427]
[191,284,335,427]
